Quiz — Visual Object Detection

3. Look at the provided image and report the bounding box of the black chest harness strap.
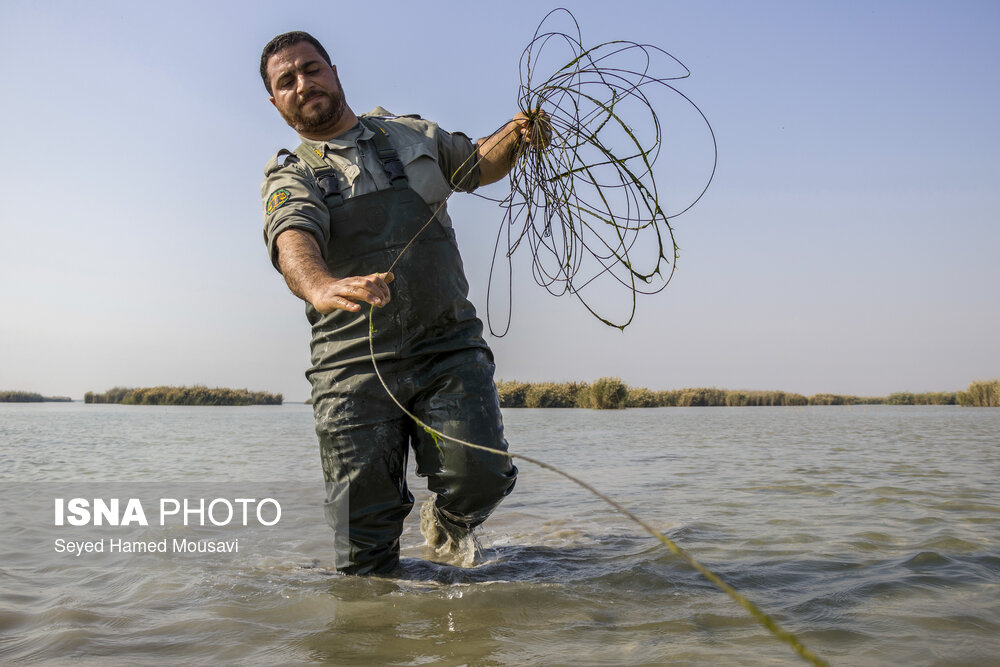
[292,116,408,210]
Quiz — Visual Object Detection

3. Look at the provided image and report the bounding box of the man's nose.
[295,74,311,95]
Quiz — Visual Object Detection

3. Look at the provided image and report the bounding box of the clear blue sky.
[1,1,997,401]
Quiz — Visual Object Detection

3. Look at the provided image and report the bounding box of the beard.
[282,89,346,134]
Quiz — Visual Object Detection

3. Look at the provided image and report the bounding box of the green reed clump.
[806,393,881,406]
[806,393,845,406]
[885,392,915,405]
[886,391,957,405]
[625,386,659,408]
[674,387,727,407]
[584,377,629,410]
[501,377,632,409]
[654,390,680,407]
[724,391,748,406]
[84,387,134,404]
[496,380,532,407]
[524,381,587,408]
[496,380,985,408]
[1,391,44,402]
[724,391,802,406]
[957,379,1000,407]
[924,392,957,405]
[85,385,282,406]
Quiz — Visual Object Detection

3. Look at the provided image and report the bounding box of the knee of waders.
[434,460,518,527]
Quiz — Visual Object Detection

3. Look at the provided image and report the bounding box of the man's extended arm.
[475,111,550,186]
[275,229,393,314]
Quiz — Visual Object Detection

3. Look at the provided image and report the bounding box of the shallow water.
[1,403,999,665]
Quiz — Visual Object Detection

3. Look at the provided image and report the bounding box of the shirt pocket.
[397,142,454,205]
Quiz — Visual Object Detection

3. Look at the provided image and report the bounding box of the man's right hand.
[275,229,394,314]
[308,272,394,314]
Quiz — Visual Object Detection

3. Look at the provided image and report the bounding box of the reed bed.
[84,385,282,406]
[495,380,993,409]
[0,391,71,403]
[957,379,1000,407]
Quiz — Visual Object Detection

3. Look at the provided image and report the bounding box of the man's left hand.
[513,110,552,150]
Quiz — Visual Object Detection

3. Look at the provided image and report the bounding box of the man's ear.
[269,96,277,109]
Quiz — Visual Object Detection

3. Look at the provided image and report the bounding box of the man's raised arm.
[475,111,551,186]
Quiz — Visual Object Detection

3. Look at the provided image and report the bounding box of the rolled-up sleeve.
[435,127,480,193]
[261,153,330,272]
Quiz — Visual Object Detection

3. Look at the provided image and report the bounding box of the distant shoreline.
[4,379,996,408]
[496,378,1000,409]
[0,391,72,403]
[81,386,282,406]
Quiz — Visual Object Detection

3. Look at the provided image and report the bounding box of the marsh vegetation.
[83,386,282,406]
[496,379,997,409]
[957,379,1000,407]
[0,391,72,403]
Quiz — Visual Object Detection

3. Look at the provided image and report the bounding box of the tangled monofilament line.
[372,11,825,664]
[479,8,717,335]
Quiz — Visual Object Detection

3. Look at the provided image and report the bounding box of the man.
[260,31,545,575]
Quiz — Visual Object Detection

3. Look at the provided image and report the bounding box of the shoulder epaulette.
[265,148,299,176]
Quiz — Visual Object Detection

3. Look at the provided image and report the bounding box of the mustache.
[300,90,330,104]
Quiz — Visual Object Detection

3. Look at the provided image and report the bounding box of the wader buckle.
[377,148,409,190]
[317,173,344,208]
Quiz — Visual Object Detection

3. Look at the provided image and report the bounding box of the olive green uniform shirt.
[261,107,481,271]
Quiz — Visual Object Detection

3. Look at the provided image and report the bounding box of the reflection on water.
[1,403,999,665]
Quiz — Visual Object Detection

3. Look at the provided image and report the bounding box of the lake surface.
[1,403,998,665]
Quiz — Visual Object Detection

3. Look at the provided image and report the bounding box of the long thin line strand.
[361,8,824,664]
[366,309,828,667]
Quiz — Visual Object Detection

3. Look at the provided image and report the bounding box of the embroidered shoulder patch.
[265,188,291,215]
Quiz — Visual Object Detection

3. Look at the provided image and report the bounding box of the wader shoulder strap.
[293,142,344,209]
[358,117,409,191]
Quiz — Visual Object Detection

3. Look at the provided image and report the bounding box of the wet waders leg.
[409,350,518,531]
[317,415,414,575]
[304,118,514,571]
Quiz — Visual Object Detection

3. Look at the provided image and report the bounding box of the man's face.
[267,41,346,136]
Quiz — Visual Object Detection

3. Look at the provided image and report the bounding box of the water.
[1,403,999,665]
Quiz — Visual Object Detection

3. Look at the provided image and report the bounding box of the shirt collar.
[299,120,375,156]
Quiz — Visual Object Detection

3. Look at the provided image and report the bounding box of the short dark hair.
[260,31,332,95]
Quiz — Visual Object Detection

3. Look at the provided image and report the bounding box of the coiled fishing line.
[473,7,718,334]
[371,8,824,665]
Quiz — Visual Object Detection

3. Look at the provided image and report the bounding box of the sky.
[1,0,997,401]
